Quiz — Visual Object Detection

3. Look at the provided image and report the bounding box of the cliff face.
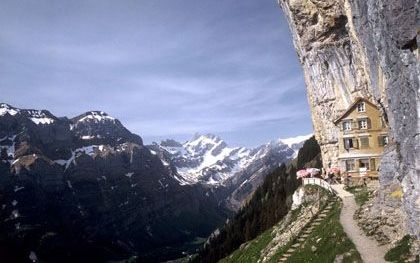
[278,0,418,237]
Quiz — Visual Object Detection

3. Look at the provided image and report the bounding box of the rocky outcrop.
[278,0,419,237]
[71,111,143,146]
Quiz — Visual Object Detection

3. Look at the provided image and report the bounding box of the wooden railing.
[303,178,337,195]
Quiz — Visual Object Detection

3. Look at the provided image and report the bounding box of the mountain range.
[0,103,311,262]
[150,133,311,210]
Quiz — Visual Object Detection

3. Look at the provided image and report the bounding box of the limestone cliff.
[278,0,418,238]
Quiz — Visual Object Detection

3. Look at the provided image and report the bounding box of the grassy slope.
[219,188,362,263]
[281,201,361,263]
[345,186,373,206]
[219,206,304,263]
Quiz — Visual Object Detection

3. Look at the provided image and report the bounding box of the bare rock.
[279,0,419,238]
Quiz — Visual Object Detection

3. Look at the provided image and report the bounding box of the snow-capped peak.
[24,109,56,125]
[280,133,313,157]
[0,103,20,117]
[0,103,56,125]
[280,134,313,148]
[156,133,296,186]
[186,133,222,145]
[184,133,224,150]
[77,111,116,123]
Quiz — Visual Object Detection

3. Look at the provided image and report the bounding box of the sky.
[0,0,313,147]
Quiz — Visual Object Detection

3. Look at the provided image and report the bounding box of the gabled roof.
[333,97,379,124]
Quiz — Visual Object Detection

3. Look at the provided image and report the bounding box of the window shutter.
[378,136,384,146]
[370,158,376,171]
[353,138,359,148]
[367,118,372,129]
[344,139,349,149]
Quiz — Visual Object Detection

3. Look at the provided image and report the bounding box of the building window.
[359,159,370,171]
[345,160,356,171]
[358,119,368,129]
[360,137,369,148]
[343,121,352,131]
[357,102,366,112]
[344,138,358,149]
[378,135,389,146]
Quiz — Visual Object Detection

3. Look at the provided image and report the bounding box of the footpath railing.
[303,177,337,195]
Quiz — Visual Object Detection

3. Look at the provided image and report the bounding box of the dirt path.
[331,184,389,263]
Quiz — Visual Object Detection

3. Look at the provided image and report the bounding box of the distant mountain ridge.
[0,102,313,261]
[150,133,311,210]
[153,134,311,185]
[0,103,228,262]
[280,134,313,157]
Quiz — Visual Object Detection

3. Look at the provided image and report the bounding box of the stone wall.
[278,0,419,237]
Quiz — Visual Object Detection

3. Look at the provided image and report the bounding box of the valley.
[0,103,309,262]
[0,0,418,262]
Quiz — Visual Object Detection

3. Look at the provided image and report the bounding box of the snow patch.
[30,117,54,125]
[78,111,115,123]
[11,158,20,165]
[14,186,24,192]
[56,145,106,170]
[161,159,170,166]
[0,104,19,116]
[11,209,19,218]
[280,134,313,148]
[54,159,67,166]
[125,172,134,178]
[25,110,55,125]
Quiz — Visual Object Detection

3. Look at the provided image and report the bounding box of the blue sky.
[0,0,312,147]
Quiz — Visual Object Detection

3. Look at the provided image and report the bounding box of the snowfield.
[156,134,310,186]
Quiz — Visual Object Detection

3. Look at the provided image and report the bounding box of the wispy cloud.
[0,0,312,147]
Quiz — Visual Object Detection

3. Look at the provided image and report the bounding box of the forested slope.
[194,136,321,263]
